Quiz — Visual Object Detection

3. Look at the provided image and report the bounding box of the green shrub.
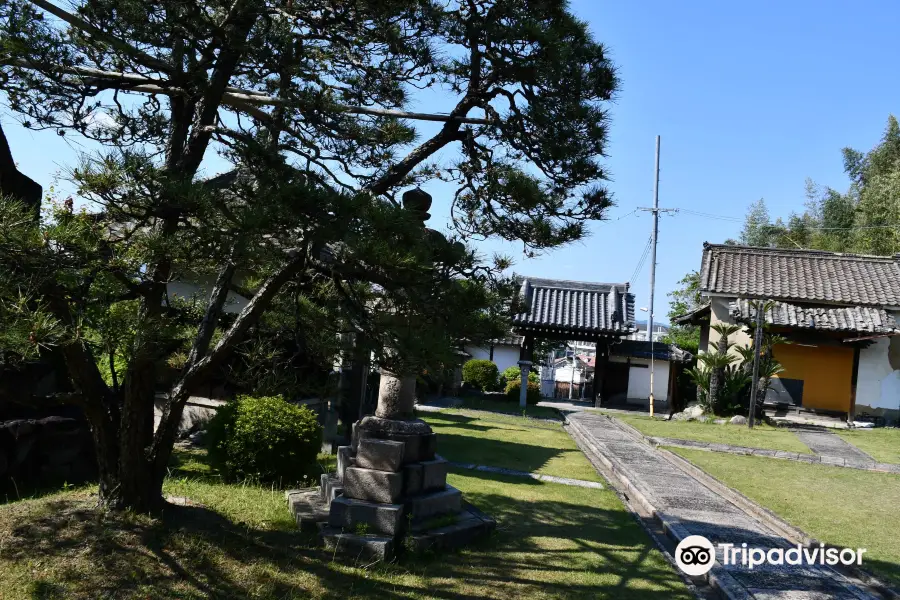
[207,395,322,486]
[462,359,500,391]
[501,366,539,385]
[504,379,542,405]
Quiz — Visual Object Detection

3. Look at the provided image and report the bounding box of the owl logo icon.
[675,535,715,576]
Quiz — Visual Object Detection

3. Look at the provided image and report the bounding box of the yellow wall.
[772,343,854,412]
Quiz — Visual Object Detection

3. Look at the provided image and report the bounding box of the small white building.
[463,335,523,375]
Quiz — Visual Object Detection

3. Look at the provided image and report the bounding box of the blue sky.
[3,0,899,323]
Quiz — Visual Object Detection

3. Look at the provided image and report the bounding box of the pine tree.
[0,0,618,511]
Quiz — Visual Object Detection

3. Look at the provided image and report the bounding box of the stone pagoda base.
[287,415,495,561]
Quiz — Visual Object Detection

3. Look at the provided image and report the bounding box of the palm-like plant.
[706,323,741,411]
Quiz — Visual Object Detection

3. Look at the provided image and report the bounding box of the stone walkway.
[566,412,879,599]
[789,428,876,465]
[644,433,900,474]
[449,462,605,489]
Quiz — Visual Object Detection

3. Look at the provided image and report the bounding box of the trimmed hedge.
[207,395,322,486]
[505,379,542,405]
[462,359,500,391]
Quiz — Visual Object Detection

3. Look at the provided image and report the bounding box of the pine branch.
[3,59,493,125]
[26,0,172,73]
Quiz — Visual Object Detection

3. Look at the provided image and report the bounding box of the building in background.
[463,335,524,375]
[679,243,900,424]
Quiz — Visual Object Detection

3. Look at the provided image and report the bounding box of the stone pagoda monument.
[287,190,495,561]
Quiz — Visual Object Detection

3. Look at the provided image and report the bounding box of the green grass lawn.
[0,417,690,599]
[613,413,812,454]
[837,428,900,464]
[446,395,561,420]
[671,448,900,587]
[421,409,602,482]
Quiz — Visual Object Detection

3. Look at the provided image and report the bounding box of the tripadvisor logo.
[675,536,716,576]
[674,535,867,576]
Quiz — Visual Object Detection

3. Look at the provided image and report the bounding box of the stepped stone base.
[406,505,496,553]
[286,489,329,533]
[320,526,395,561]
[319,473,344,504]
[407,485,462,520]
[289,415,494,562]
[329,496,404,536]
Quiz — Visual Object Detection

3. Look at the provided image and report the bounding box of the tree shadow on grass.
[4,473,693,600]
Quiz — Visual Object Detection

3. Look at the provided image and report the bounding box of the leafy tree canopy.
[728,116,900,255]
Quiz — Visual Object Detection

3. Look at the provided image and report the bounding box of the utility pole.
[748,300,765,428]
[639,136,676,418]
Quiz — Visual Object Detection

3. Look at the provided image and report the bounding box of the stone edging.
[448,462,604,489]
[605,415,900,600]
[564,415,751,600]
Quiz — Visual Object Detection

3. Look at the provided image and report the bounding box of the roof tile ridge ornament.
[520,278,533,315]
[609,284,621,325]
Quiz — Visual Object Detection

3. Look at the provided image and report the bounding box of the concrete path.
[566,411,879,599]
[643,433,900,474]
[790,428,876,466]
[448,462,605,489]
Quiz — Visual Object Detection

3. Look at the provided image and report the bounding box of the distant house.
[542,340,692,406]
[677,243,900,423]
[627,321,670,342]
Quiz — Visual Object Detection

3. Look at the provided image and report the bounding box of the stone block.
[407,485,462,520]
[320,526,395,561]
[420,455,449,491]
[353,416,434,463]
[356,439,405,472]
[403,463,424,496]
[329,496,404,535]
[319,473,344,505]
[287,490,329,533]
[337,445,354,480]
[343,467,403,503]
[406,509,495,554]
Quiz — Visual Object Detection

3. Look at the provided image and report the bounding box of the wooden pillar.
[849,346,861,422]
[594,338,609,408]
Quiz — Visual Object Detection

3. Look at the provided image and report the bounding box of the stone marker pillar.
[307,366,494,561]
[518,360,532,408]
[374,370,416,420]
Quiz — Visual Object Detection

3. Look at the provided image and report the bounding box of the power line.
[629,236,652,284]
[676,208,900,231]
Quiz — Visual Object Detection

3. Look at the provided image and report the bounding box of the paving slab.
[565,412,879,600]
[790,428,875,464]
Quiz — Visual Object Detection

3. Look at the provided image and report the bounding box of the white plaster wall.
[625,358,670,402]
[553,364,588,384]
[464,345,491,362]
[707,296,752,354]
[857,335,900,412]
[463,344,521,374]
[493,346,522,374]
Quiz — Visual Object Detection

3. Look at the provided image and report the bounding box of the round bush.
[501,366,539,384]
[504,379,542,405]
[462,359,500,391]
[207,395,322,486]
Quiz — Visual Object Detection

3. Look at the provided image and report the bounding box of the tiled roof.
[513,277,635,336]
[491,335,524,347]
[730,300,900,334]
[700,243,900,307]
